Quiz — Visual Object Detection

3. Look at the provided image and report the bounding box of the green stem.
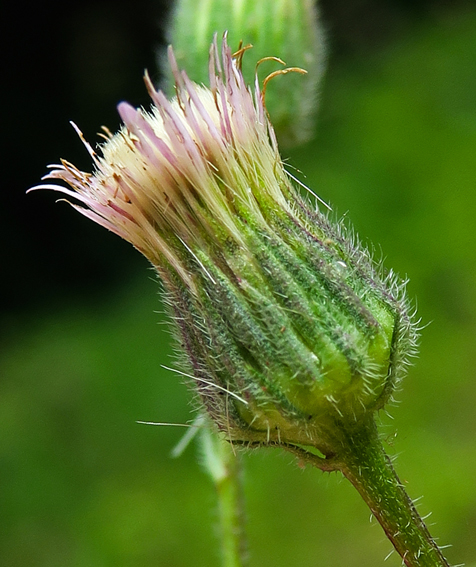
[314,418,451,567]
[199,423,249,567]
[215,444,248,567]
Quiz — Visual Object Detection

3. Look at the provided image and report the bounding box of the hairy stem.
[296,418,452,567]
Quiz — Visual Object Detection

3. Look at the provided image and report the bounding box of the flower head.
[32,36,417,455]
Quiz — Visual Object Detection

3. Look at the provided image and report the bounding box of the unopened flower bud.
[32,37,416,459]
[166,0,327,147]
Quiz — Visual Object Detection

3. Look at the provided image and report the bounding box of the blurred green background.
[2,1,476,565]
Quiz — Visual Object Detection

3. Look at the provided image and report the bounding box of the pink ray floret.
[29,36,297,288]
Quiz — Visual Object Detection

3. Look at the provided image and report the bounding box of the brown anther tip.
[232,42,254,70]
[256,56,287,75]
[143,70,157,98]
[261,66,308,105]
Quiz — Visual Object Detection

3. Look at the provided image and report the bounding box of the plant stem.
[215,444,248,567]
[328,418,450,567]
[200,423,249,567]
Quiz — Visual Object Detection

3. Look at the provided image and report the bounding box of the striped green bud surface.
[33,37,416,457]
[165,189,414,454]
